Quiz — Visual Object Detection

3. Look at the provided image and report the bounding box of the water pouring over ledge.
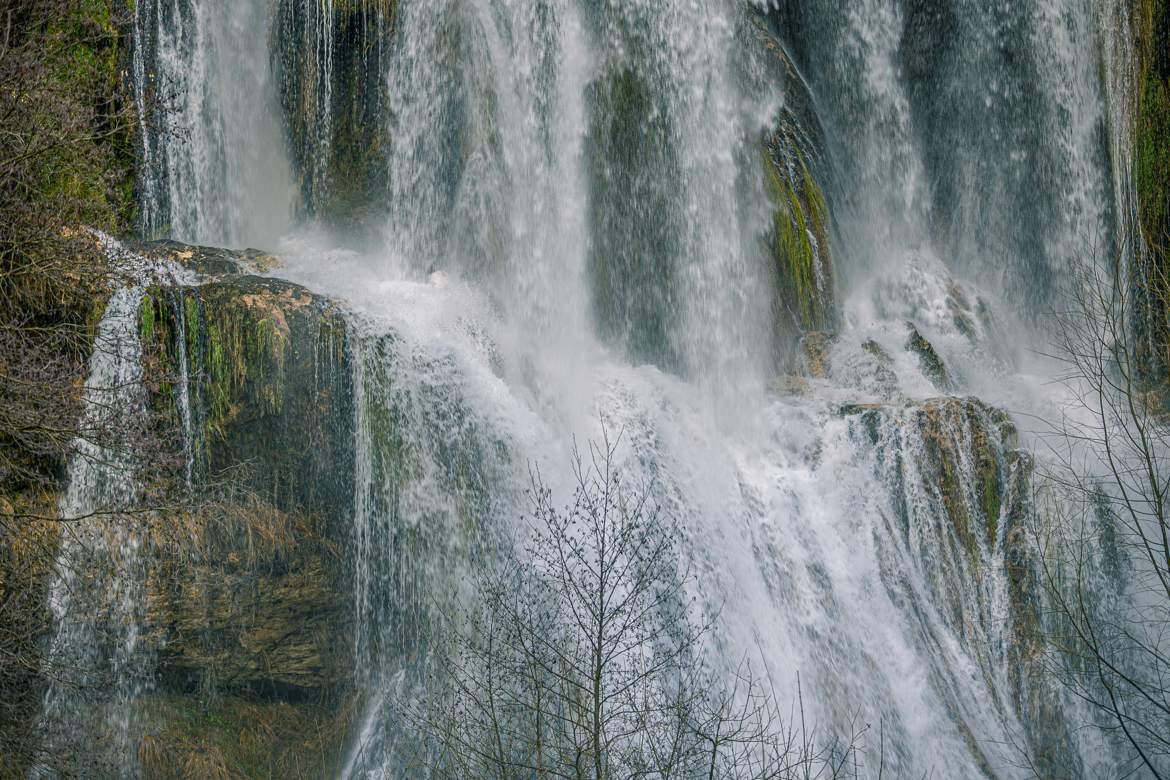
[35,0,1151,776]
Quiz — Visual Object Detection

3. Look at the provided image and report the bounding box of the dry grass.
[138,693,359,780]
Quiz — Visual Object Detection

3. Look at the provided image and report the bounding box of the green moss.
[140,294,157,344]
[978,458,1001,544]
[762,136,833,338]
[1134,0,1170,253]
[139,284,292,461]
[905,323,952,390]
[36,1,135,232]
[196,288,288,440]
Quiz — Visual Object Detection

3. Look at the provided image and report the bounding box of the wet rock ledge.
[134,240,358,777]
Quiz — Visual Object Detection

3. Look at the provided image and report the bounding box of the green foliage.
[0,5,137,769]
[1134,0,1170,256]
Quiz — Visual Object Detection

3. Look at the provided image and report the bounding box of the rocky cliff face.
[70,243,357,777]
[133,242,357,775]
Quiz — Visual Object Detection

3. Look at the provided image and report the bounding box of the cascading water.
[32,284,152,779]
[132,0,295,247]
[63,0,1147,775]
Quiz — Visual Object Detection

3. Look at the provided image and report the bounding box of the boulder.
[905,322,952,391]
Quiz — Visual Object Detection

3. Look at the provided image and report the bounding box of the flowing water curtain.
[344,321,524,777]
[273,0,395,226]
[772,0,1113,316]
[104,0,1151,777]
[132,0,294,247]
[32,287,153,779]
[583,0,776,381]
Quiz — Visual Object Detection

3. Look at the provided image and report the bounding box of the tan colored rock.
[144,501,350,695]
[799,331,836,378]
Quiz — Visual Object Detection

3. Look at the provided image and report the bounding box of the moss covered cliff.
[133,243,358,778]
[3,241,359,778]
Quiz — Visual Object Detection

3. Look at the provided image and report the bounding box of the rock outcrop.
[844,396,1077,776]
[753,15,835,354]
[134,242,357,776]
[905,322,953,391]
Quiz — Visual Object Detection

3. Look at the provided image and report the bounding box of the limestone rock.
[135,242,357,697]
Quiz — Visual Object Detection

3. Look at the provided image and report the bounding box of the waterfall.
[100,0,1151,776]
[32,286,152,779]
[132,0,294,247]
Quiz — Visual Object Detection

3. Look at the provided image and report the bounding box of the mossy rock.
[132,242,357,723]
[762,135,834,341]
[799,331,836,378]
[916,397,1017,554]
[137,243,354,526]
[843,396,1026,616]
[754,17,835,354]
[844,396,1070,770]
[905,322,953,391]
[862,339,893,364]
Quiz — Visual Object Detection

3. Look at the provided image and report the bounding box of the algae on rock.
[130,243,358,776]
[753,18,835,358]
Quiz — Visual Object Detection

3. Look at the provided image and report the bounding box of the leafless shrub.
[1035,230,1170,778]
[393,433,867,780]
